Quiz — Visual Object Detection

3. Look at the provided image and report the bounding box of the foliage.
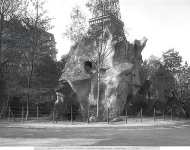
[64,6,88,43]
[162,49,182,74]
[64,0,121,43]
[86,0,121,18]
[140,55,161,82]
[140,49,190,117]
[0,0,27,64]
[174,62,190,103]
[151,64,175,100]
[56,54,69,78]
[0,0,58,119]
[34,55,59,89]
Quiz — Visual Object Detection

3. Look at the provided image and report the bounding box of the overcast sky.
[46,0,190,63]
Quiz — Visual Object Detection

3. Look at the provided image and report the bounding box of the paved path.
[0,120,190,147]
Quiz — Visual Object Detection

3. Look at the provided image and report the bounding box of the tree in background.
[162,49,183,101]
[140,49,190,117]
[0,0,56,119]
[0,0,27,67]
[64,6,88,43]
[141,55,161,81]
[0,0,28,118]
[20,0,54,120]
[56,54,69,78]
[162,49,182,74]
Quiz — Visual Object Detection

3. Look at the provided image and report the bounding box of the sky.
[46,0,190,63]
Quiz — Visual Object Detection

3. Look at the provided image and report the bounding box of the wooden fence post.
[163,110,165,120]
[22,104,24,122]
[53,110,55,122]
[36,104,39,120]
[125,107,128,124]
[154,107,156,121]
[140,108,143,122]
[107,108,109,124]
[71,105,73,124]
[8,106,10,122]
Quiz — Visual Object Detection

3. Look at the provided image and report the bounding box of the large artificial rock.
[59,15,147,120]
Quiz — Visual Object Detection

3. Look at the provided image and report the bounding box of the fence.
[1,103,52,121]
[1,105,184,124]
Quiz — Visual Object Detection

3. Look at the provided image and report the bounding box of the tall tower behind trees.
[89,0,125,118]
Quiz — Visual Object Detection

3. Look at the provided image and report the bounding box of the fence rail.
[0,105,185,124]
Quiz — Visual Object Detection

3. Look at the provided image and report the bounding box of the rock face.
[59,15,147,120]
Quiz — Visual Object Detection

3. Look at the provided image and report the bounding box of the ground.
[0,118,190,148]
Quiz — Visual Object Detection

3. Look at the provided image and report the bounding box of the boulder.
[59,15,147,120]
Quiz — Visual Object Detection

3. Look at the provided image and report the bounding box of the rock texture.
[59,15,147,120]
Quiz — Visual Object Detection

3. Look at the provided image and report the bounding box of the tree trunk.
[25,53,35,120]
[0,14,4,65]
[26,75,31,120]
[24,0,39,121]
[97,62,100,118]
[22,104,24,122]
[87,102,90,123]
[8,106,11,121]
[71,105,73,124]
[53,107,55,122]
[25,94,29,120]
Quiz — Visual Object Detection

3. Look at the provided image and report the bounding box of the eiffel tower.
[89,0,124,30]
[89,0,125,45]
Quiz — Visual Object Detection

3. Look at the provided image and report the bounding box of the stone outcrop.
[59,15,147,120]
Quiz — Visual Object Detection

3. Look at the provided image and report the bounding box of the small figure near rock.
[89,115,96,122]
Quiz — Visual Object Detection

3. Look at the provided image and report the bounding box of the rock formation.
[58,14,147,120]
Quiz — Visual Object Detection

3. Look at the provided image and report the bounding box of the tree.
[151,65,175,98]
[174,62,190,102]
[141,55,161,81]
[140,55,178,114]
[56,54,69,78]
[19,0,53,120]
[0,0,56,119]
[86,0,121,18]
[35,55,59,89]
[64,6,88,43]
[162,49,186,100]
[0,0,27,66]
[0,0,27,118]
[64,0,121,43]
[162,49,182,74]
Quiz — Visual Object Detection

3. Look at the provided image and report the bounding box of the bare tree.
[64,6,88,43]
[96,32,111,118]
[20,0,52,120]
[88,0,121,118]
[0,0,27,66]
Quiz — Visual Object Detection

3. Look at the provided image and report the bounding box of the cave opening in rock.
[84,61,93,74]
